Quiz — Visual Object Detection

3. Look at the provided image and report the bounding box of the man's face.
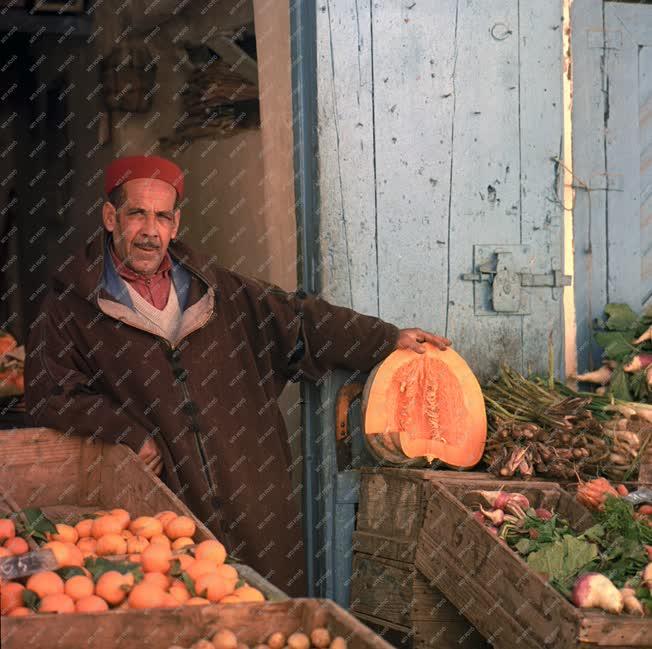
[102,178,180,276]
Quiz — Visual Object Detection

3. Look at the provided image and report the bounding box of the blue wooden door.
[572,0,652,371]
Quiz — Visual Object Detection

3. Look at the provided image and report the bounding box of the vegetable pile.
[580,303,652,404]
[483,365,651,481]
[468,488,652,616]
[166,628,348,649]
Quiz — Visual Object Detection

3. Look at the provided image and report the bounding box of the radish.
[473,491,530,511]
[638,505,652,516]
[480,506,505,526]
[572,573,624,614]
[620,588,645,616]
[574,366,613,385]
[623,354,652,373]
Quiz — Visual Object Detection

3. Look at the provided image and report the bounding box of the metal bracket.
[462,245,572,315]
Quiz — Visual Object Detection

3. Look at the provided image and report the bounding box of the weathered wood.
[519,0,565,374]
[578,612,652,646]
[2,599,395,649]
[372,0,454,334]
[640,45,652,307]
[445,0,523,381]
[571,0,609,371]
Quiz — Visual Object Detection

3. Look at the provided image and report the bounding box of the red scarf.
[109,242,172,310]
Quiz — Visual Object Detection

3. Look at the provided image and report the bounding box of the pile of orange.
[0,509,264,616]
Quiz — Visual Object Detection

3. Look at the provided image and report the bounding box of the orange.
[219,595,241,603]
[95,533,127,556]
[171,537,194,551]
[185,596,210,606]
[233,586,264,602]
[186,559,218,582]
[62,542,84,567]
[74,519,93,538]
[168,581,190,604]
[4,536,28,555]
[194,540,227,565]
[91,515,122,539]
[39,593,75,613]
[7,606,32,616]
[129,516,162,539]
[142,572,170,590]
[194,573,236,602]
[75,595,109,613]
[43,541,68,566]
[164,516,196,540]
[141,544,172,573]
[110,509,131,530]
[47,523,78,544]
[127,582,165,609]
[77,537,97,557]
[175,554,194,572]
[161,592,179,608]
[155,510,178,527]
[120,529,134,540]
[126,535,149,554]
[64,575,94,602]
[128,553,142,564]
[0,547,12,558]
[26,571,64,598]
[214,564,238,582]
[149,534,171,550]
[95,571,134,606]
[1,582,25,614]
[0,518,15,542]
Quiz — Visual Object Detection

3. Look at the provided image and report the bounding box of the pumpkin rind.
[362,344,486,468]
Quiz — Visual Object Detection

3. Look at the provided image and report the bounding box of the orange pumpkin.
[362,344,486,467]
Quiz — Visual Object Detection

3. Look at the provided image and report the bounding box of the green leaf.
[16,508,57,541]
[580,524,605,543]
[594,332,636,361]
[235,578,245,589]
[514,538,534,555]
[180,571,197,597]
[527,535,598,586]
[56,566,86,580]
[84,557,142,582]
[22,589,40,611]
[168,558,182,578]
[609,367,633,401]
[603,303,639,331]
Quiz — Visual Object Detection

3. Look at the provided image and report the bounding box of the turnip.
[623,354,652,373]
[479,506,505,526]
[572,573,624,614]
[620,588,645,616]
[472,491,530,511]
[574,366,613,385]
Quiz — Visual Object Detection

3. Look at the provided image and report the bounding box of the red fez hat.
[104,155,184,200]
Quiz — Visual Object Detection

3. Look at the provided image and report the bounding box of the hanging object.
[101,39,158,113]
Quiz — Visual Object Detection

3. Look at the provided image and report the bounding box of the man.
[25,155,450,596]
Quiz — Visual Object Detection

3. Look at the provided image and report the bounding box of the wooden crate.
[415,480,650,649]
[1,598,395,649]
[351,468,561,649]
[0,427,286,600]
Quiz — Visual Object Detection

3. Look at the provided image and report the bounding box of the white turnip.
[620,588,645,616]
[572,573,624,614]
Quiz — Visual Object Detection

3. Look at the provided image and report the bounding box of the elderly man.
[25,155,450,595]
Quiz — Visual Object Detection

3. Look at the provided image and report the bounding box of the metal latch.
[462,247,572,314]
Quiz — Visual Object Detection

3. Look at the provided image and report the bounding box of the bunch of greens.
[506,497,652,611]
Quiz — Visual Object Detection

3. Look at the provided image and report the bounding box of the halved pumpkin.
[362,343,486,468]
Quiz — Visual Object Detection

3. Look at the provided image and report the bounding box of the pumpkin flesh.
[363,345,486,467]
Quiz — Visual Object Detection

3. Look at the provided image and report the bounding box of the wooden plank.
[316,0,378,314]
[445,0,523,381]
[519,0,565,374]
[571,0,609,372]
[2,599,395,649]
[605,4,642,310]
[603,3,652,47]
[371,0,455,333]
[640,46,652,306]
[578,611,652,647]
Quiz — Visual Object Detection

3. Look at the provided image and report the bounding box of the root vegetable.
[620,588,645,616]
[643,563,652,589]
[616,484,629,497]
[474,491,530,511]
[633,326,652,345]
[572,573,624,614]
[480,506,505,526]
[575,366,613,385]
[472,511,486,525]
[287,633,310,649]
[534,508,553,520]
[212,630,238,649]
[576,478,619,511]
[639,505,652,516]
[310,629,331,648]
[623,354,652,373]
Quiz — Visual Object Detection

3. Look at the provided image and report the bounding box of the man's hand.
[138,437,163,475]
[395,328,451,354]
